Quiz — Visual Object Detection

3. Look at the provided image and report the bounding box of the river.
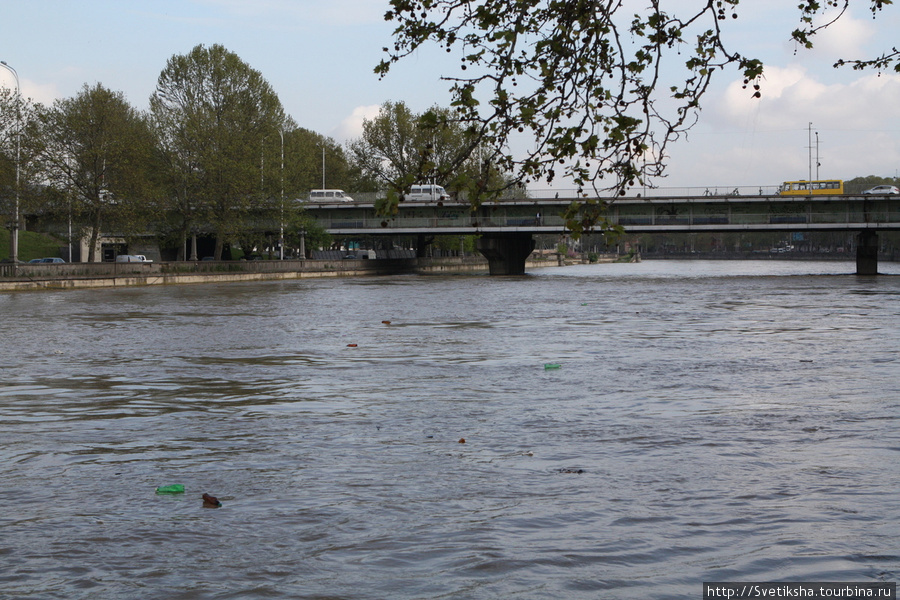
[1,260,898,599]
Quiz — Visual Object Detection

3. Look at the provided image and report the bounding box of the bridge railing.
[341,184,885,204]
[348,186,787,202]
[526,186,786,198]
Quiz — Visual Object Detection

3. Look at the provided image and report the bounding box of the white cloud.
[810,8,875,59]
[719,66,803,114]
[658,63,900,189]
[331,104,381,142]
[717,66,900,132]
[0,71,60,107]
[0,71,17,94]
[22,80,62,106]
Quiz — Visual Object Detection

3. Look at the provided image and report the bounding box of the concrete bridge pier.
[856,230,878,275]
[477,233,535,276]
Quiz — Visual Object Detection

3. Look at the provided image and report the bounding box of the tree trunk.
[88,225,100,263]
[177,227,187,261]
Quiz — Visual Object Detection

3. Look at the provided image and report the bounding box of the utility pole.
[808,122,813,183]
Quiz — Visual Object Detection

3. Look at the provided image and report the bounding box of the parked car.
[39,257,66,263]
[861,185,900,195]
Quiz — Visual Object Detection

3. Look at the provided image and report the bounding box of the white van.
[406,184,449,202]
[308,189,354,202]
[115,254,152,263]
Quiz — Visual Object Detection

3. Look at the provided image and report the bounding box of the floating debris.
[347,343,358,347]
[544,363,561,370]
[382,320,392,324]
[559,468,584,474]
[155,484,185,494]
[458,438,466,444]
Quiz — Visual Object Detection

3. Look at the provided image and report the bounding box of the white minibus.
[308,189,354,202]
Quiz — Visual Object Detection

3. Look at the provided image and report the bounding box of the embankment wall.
[0,256,564,291]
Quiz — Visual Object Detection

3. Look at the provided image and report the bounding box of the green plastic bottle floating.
[544,363,561,370]
[155,484,185,494]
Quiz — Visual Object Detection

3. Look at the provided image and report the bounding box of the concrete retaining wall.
[0,255,571,292]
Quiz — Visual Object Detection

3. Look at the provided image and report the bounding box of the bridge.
[306,193,900,275]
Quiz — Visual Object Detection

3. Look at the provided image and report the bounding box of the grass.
[0,228,66,262]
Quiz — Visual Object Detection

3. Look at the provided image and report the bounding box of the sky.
[2,0,899,194]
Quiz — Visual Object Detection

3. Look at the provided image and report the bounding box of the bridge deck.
[307,195,900,235]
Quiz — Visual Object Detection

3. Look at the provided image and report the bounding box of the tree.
[282,127,351,196]
[377,0,895,233]
[0,87,21,227]
[348,100,511,213]
[220,125,351,260]
[0,86,44,257]
[348,101,437,199]
[36,83,158,262]
[150,44,286,260]
[0,82,48,254]
[845,175,899,194]
[285,211,331,258]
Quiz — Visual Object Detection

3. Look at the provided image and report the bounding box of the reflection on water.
[1,261,899,599]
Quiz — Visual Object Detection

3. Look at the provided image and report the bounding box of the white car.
[861,185,899,194]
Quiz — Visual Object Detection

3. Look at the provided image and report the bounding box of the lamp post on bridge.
[320,141,326,189]
[1,61,20,270]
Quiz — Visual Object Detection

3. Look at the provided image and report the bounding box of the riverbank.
[0,255,573,291]
[5,251,896,291]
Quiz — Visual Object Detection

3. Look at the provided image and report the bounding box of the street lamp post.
[279,129,284,260]
[1,61,20,269]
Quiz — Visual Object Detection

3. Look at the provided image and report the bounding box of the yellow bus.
[778,180,844,195]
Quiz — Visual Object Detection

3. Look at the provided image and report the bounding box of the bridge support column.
[477,233,535,276]
[416,234,428,258]
[856,230,878,275]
